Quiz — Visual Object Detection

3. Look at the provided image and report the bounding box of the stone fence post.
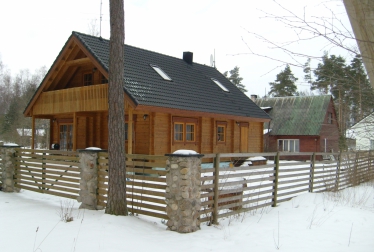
[0,145,20,192]
[78,149,103,210]
[165,153,203,233]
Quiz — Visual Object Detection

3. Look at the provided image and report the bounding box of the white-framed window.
[150,64,172,81]
[278,139,299,152]
[211,78,229,92]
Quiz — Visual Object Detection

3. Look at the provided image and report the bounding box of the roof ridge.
[72,31,215,70]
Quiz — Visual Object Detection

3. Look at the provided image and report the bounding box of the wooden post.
[42,151,46,192]
[212,153,220,224]
[309,152,316,192]
[272,152,279,207]
[73,112,77,151]
[31,116,35,149]
[335,152,342,191]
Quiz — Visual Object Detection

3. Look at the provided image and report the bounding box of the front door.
[59,124,73,151]
[240,124,249,153]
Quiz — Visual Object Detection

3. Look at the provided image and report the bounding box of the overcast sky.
[0,0,354,97]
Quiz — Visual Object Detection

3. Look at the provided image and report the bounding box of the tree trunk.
[105,0,128,216]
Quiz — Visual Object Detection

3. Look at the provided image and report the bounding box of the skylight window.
[150,64,172,81]
[211,78,229,92]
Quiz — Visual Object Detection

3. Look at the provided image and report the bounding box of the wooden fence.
[97,152,168,219]
[199,151,374,224]
[2,148,373,224]
[14,149,80,199]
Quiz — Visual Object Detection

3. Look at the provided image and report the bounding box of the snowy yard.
[1,181,374,252]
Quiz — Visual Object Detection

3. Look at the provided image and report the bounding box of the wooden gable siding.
[320,101,340,153]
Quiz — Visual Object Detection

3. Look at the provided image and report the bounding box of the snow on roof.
[173,149,199,155]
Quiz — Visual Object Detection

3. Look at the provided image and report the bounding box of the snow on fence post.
[165,151,203,233]
[78,148,102,210]
[272,152,280,207]
[0,144,20,192]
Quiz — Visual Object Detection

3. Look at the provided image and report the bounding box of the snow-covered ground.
[1,181,374,252]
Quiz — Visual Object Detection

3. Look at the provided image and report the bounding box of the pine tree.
[106,0,128,216]
[223,66,247,93]
[268,65,298,97]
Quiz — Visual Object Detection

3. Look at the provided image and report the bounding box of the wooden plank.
[127,201,166,212]
[17,168,79,178]
[128,208,168,220]
[126,181,166,190]
[16,173,80,184]
[278,171,311,179]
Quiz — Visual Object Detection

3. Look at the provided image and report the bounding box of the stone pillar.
[78,149,101,210]
[165,153,203,233]
[0,145,20,192]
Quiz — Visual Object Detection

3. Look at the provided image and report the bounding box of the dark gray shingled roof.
[255,95,333,135]
[73,31,269,120]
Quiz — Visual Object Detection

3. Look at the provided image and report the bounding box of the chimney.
[251,94,258,101]
[183,52,193,64]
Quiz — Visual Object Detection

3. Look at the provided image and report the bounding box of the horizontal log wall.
[14,149,80,199]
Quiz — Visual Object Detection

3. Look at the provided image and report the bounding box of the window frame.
[278,139,300,152]
[216,121,227,143]
[83,72,93,86]
[59,123,73,151]
[150,64,172,81]
[172,117,198,144]
[327,112,333,124]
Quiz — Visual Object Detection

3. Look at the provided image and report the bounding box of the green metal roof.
[255,95,332,135]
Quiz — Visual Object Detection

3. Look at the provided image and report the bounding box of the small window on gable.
[150,64,172,81]
[83,73,93,86]
[328,113,333,124]
[211,78,229,92]
[100,73,108,84]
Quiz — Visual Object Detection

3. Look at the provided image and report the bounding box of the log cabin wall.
[248,122,263,153]
[49,111,265,154]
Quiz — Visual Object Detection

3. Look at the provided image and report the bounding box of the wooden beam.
[65,57,91,66]
[31,116,35,149]
[73,112,77,151]
[135,104,270,123]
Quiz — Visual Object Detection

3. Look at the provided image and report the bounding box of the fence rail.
[14,149,80,199]
[97,152,168,219]
[2,147,373,224]
[199,151,374,224]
